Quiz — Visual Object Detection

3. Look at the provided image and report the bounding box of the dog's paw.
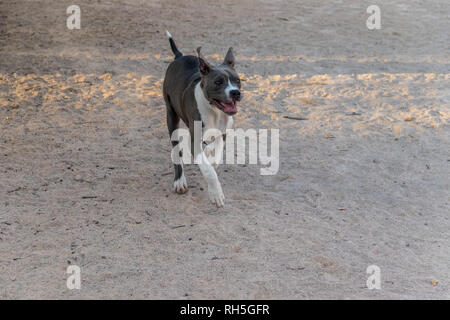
[208,183,225,207]
[173,175,188,194]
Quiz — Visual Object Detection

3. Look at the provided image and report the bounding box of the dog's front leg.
[203,134,224,168]
[193,139,225,207]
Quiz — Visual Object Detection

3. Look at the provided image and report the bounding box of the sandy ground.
[0,0,449,299]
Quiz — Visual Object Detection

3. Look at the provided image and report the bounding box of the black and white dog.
[162,31,242,207]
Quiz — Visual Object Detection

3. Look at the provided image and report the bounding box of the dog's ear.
[196,47,211,75]
[223,47,235,68]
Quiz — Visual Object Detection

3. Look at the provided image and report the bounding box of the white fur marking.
[194,82,212,124]
[225,79,239,100]
[194,82,233,136]
[165,30,172,38]
[194,82,232,207]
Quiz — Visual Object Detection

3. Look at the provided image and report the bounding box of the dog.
[162,31,242,207]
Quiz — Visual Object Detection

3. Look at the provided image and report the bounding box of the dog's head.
[196,47,241,115]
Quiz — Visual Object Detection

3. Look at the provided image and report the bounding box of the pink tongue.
[221,101,237,113]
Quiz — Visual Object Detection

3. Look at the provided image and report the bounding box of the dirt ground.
[0,0,449,299]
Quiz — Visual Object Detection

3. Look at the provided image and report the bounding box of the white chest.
[194,82,234,136]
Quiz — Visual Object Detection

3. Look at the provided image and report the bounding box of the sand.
[0,0,449,299]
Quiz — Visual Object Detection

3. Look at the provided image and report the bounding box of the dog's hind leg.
[166,100,188,194]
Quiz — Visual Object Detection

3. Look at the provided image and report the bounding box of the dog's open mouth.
[212,99,238,115]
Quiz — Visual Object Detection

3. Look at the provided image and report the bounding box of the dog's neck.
[194,81,233,134]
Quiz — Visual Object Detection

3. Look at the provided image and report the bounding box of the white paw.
[173,175,188,194]
[208,183,225,207]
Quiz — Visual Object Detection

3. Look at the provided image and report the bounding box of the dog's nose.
[230,90,241,101]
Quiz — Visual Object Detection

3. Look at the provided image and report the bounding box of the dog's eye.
[215,79,223,86]
[236,79,241,85]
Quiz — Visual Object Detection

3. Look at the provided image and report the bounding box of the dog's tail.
[165,30,182,59]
